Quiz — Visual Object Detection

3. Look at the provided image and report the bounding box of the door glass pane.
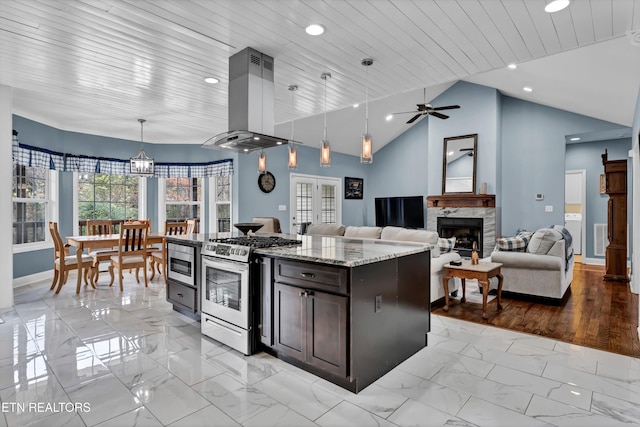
[296,182,313,233]
[321,184,336,224]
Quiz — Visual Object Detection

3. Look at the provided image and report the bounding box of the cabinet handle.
[300,272,315,278]
[177,293,183,297]
[299,290,312,298]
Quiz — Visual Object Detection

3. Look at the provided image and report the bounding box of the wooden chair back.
[49,222,66,261]
[164,221,188,236]
[186,219,198,234]
[118,222,148,255]
[87,219,114,236]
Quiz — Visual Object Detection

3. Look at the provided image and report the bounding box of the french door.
[289,174,341,234]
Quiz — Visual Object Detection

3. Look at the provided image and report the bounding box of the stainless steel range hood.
[203,48,287,153]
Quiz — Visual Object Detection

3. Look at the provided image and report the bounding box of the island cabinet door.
[307,291,348,378]
[274,283,306,360]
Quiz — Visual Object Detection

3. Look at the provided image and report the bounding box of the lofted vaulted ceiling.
[1,0,639,157]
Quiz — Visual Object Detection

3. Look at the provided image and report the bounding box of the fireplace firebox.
[437,217,483,258]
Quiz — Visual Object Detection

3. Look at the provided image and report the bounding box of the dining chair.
[124,219,153,278]
[49,222,94,295]
[150,221,188,283]
[108,222,149,291]
[186,218,198,234]
[86,219,118,284]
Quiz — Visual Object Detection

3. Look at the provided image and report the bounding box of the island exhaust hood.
[203,48,287,153]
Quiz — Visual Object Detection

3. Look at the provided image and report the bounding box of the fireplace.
[437,217,483,258]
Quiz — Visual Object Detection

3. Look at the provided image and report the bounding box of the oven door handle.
[202,257,250,272]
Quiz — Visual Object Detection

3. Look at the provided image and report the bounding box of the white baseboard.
[13,269,55,288]
[582,257,605,266]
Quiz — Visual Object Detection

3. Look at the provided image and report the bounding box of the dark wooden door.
[274,283,306,361]
[306,291,348,377]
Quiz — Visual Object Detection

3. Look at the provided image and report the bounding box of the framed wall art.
[345,177,363,199]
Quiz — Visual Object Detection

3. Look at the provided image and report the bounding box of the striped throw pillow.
[496,235,528,252]
[438,237,456,253]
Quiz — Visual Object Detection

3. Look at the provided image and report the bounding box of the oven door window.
[205,269,242,311]
[170,257,192,277]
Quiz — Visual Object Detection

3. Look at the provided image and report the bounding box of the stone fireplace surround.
[426,195,496,259]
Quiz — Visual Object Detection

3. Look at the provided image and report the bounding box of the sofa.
[490,226,574,301]
[305,224,462,303]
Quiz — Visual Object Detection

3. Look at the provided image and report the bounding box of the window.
[12,165,58,251]
[77,173,140,234]
[212,175,232,232]
[164,177,202,221]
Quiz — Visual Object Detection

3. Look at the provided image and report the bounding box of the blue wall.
[565,138,632,259]
[500,96,625,235]
[237,144,370,232]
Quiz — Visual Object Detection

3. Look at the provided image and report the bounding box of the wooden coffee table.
[442,260,504,320]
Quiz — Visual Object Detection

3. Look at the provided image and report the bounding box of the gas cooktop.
[202,235,302,262]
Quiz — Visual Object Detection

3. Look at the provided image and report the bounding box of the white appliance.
[564,213,582,255]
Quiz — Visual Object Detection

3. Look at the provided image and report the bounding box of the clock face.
[258,171,276,193]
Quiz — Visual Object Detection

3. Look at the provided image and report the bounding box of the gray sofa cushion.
[344,226,382,239]
[491,250,563,271]
[380,227,440,257]
[527,228,563,255]
[306,224,346,236]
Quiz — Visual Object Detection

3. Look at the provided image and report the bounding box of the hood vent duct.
[203,48,288,153]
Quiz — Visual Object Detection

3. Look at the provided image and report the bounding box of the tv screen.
[374,196,425,228]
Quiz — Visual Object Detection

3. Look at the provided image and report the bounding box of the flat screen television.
[374,196,425,228]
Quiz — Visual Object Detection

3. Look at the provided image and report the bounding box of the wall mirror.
[442,134,477,194]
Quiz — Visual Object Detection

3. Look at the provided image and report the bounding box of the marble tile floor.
[1,274,640,427]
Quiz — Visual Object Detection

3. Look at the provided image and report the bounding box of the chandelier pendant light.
[320,72,332,167]
[258,149,267,174]
[288,85,298,170]
[130,119,155,176]
[360,58,373,164]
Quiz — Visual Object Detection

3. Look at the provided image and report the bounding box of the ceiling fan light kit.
[360,58,373,164]
[320,72,331,167]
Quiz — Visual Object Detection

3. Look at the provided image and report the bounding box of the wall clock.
[258,171,276,193]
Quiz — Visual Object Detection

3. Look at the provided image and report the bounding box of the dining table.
[66,233,165,293]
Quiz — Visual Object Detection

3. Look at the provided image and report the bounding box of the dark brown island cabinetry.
[258,251,431,393]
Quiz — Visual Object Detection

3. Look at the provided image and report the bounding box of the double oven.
[200,236,301,355]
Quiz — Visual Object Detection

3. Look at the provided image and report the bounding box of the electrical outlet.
[278,205,286,211]
[536,193,544,200]
[375,295,382,313]
[545,205,553,212]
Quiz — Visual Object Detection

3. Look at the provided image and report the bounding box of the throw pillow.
[526,228,564,255]
[496,236,528,252]
[438,237,456,253]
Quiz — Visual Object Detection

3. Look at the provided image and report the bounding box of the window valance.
[12,141,234,177]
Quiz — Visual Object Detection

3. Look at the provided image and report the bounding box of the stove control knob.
[241,249,248,256]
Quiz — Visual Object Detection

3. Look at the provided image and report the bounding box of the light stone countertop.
[165,232,433,267]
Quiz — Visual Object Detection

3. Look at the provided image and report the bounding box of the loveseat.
[490,226,574,301]
[305,224,461,303]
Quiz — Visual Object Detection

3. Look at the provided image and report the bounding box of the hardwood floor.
[432,262,640,357]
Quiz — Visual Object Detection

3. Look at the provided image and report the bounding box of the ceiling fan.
[393,89,460,123]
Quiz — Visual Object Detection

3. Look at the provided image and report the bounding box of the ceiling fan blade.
[431,105,460,111]
[406,114,422,124]
[429,111,449,119]
[392,111,421,115]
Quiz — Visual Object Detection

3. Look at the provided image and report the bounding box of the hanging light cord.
[290,87,295,141]
[323,76,328,141]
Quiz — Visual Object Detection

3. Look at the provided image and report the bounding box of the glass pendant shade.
[361,133,373,164]
[258,151,267,174]
[360,58,373,164]
[320,140,331,167]
[288,143,298,170]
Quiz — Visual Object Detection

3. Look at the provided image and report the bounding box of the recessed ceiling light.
[253,136,260,140]
[448,151,454,156]
[570,137,581,141]
[305,24,325,36]
[386,114,393,121]
[544,0,570,13]
[523,86,533,92]
[276,141,283,145]
[507,64,517,70]
[204,77,219,84]
[353,104,359,108]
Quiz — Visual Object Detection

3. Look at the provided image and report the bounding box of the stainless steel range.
[200,235,302,355]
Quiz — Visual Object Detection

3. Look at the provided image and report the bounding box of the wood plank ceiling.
[1,0,639,156]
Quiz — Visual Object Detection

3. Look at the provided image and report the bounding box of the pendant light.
[257,149,267,174]
[130,119,155,176]
[360,58,373,164]
[320,72,331,167]
[288,85,298,170]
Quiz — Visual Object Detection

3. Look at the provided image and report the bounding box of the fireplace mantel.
[426,194,495,208]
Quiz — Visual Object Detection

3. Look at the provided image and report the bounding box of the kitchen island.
[254,235,432,393]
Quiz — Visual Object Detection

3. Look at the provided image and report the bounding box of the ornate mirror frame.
[442,134,478,194]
